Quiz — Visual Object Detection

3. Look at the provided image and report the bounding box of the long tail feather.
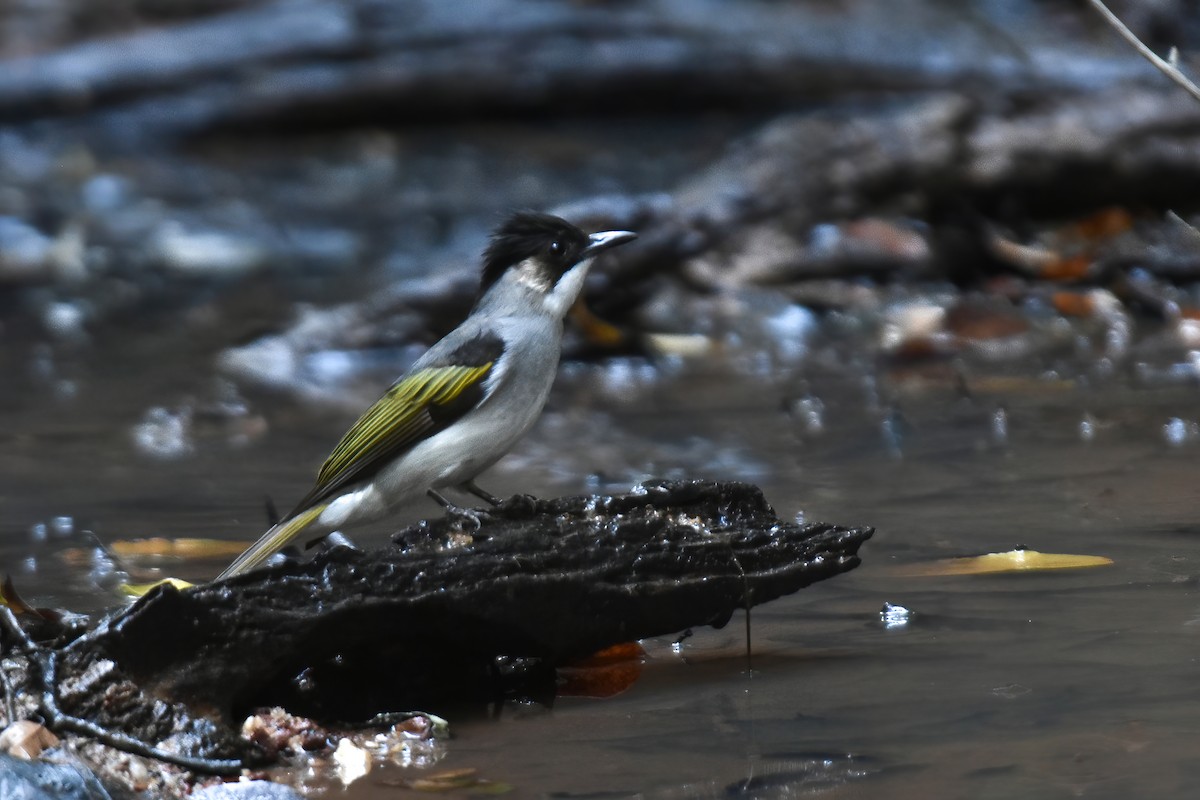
[215,503,328,580]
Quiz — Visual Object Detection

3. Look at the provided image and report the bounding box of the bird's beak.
[582,229,637,259]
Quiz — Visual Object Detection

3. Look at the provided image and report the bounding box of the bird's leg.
[460,480,502,507]
[427,488,484,531]
[461,480,541,515]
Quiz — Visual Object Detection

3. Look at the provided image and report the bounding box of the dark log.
[0,0,1161,140]
[68,480,870,721]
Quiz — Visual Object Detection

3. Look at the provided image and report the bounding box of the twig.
[0,607,29,724]
[29,649,254,775]
[1087,0,1200,104]
[0,657,17,724]
[3,606,254,775]
[0,605,35,655]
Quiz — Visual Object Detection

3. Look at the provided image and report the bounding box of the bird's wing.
[286,332,504,518]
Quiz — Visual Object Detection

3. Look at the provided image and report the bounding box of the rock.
[0,753,113,800]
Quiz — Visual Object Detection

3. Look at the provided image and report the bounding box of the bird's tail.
[215,503,328,580]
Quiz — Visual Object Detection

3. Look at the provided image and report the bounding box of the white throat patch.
[515,258,553,294]
[543,260,592,318]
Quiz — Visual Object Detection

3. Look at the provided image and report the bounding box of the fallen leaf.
[61,538,250,568]
[1,576,36,615]
[111,538,250,559]
[393,767,512,794]
[570,299,626,347]
[1065,207,1133,241]
[841,218,929,261]
[0,721,59,759]
[1,576,61,622]
[896,549,1113,576]
[1037,254,1093,281]
[643,332,714,358]
[334,738,372,786]
[242,707,329,758]
[1051,291,1096,317]
[557,642,645,698]
[118,578,194,597]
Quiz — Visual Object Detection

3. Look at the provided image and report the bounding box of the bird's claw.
[445,505,485,533]
[498,493,540,516]
[428,488,488,532]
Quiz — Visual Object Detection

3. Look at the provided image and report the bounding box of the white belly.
[319,315,561,528]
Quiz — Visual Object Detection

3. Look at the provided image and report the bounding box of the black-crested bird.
[216,212,637,579]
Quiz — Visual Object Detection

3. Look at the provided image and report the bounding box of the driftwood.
[0,0,1160,141]
[3,480,871,771]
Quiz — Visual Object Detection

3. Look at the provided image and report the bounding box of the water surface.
[5,317,1200,798]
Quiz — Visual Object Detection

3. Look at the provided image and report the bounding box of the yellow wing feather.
[214,363,493,581]
[214,504,329,580]
[314,363,492,494]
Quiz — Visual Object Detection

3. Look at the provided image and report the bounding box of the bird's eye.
[548,241,563,255]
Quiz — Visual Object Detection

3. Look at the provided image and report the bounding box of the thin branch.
[30,650,254,775]
[0,659,17,725]
[1087,0,1200,104]
[0,606,35,654]
[3,605,255,775]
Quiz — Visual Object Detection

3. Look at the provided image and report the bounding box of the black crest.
[480,211,589,293]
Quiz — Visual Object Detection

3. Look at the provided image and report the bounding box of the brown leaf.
[0,721,59,759]
[1051,291,1096,317]
[557,642,645,698]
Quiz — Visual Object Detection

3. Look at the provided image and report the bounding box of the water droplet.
[132,406,194,459]
[1164,417,1189,447]
[880,410,904,459]
[880,602,912,629]
[991,406,1008,446]
[42,301,87,341]
[791,395,825,435]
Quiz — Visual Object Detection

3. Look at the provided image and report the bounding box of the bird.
[215,212,637,579]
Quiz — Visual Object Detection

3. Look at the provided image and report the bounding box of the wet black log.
[0,0,1159,140]
[70,480,870,721]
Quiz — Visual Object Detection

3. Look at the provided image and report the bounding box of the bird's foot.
[428,489,485,532]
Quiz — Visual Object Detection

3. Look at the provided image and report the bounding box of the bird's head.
[479,211,636,317]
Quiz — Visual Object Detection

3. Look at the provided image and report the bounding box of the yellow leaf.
[62,538,251,568]
[897,549,1113,576]
[118,578,194,597]
[109,538,250,559]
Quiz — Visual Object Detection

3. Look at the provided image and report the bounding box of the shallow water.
[3,113,1200,797]
[6,311,1200,798]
